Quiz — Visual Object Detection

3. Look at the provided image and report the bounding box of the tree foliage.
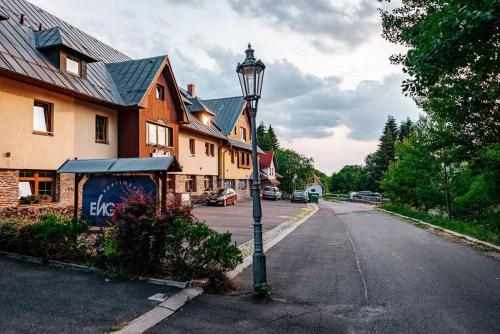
[379,0,500,157]
[275,148,315,192]
[257,122,318,192]
[377,0,499,225]
[364,116,400,191]
[330,165,367,193]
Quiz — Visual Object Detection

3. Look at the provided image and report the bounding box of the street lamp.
[236,44,266,290]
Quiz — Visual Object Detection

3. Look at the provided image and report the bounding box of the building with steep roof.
[258,151,280,186]
[0,0,188,208]
[180,84,262,199]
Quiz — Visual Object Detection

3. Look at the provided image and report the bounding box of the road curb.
[227,203,319,279]
[113,287,203,334]
[376,207,500,252]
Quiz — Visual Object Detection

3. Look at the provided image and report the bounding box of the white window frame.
[146,122,172,147]
[65,56,80,76]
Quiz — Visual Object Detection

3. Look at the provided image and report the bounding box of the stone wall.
[0,170,83,216]
[0,169,19,208]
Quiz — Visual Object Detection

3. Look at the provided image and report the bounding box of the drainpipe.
[220,143,233,188]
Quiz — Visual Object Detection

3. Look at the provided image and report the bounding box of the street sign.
[82,175,157,226]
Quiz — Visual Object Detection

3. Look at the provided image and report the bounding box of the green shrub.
[0,218,22,252]
[17,213,88,260]
[254,283,273,301]
[164,217,242,282]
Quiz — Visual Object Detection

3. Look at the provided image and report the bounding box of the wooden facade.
[118,63,188,159]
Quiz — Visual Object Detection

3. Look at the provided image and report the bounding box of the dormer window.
[65,55,81,76]
[202,114,210,126]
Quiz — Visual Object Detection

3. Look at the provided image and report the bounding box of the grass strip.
[379,204,499,246]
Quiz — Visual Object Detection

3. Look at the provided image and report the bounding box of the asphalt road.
[149,201,500,333]
[0,258,180,334]
[193,199,307,246]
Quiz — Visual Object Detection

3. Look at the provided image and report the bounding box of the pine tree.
[399,118,413,141]
[267,125,280,151]
[364,116,399,191]
[256,122,272,151]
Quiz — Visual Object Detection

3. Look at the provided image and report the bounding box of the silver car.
[262,186,282,200]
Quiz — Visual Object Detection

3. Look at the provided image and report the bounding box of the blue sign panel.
[82,176,157,226]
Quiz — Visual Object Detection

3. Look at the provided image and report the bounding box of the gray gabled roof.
[106,56,166,106]
[203,96,246,135]
[57,157,182,174]
[187,97,215,115]
[228,138,264,153]
[0,0,173,108]
[182,112,227,140]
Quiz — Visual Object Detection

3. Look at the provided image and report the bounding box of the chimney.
[19,14,25,25]
[38,22,43,31]
[187,83,196,97]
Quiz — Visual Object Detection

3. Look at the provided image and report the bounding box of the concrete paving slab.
[193,199,307,246]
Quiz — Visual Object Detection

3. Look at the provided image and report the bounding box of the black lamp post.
[236,44,266,290]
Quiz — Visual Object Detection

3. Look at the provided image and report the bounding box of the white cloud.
[281,125,378,174]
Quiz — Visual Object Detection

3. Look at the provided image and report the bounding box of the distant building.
[306,175,324,197]
[258,151,280,187]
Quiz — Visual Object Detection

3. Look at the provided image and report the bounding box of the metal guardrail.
[324,194,390,205]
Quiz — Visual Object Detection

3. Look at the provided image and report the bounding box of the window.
[33,101,52,134]
[205,142,215,157]
[185,175,197,192]
[189,138,196,155]
[224,179,235,189]
[238,151,251,168]
[18,170,55,200]
[240,127,247,141]
[239,180,247,190]
[166,175,175,191]
[233,127,237,135]
[95,115,108,143]
[204,176,214,190]
[65,55,80,76]
[146,122,173,147]
[230,150,235,164]
[155,84,164,100]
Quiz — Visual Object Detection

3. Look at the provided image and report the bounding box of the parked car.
[291,190,308,203]
[351,191,382,200]
[207,188,237,206]
[263,186,282,200]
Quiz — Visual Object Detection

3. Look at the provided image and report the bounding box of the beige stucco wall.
[219,146,253,180]
[220,109,253,180]
[0,76,118,170]
[174,129,219,176]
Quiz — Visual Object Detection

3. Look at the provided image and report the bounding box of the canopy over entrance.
[57,157,182,174]
[57,157,182,219]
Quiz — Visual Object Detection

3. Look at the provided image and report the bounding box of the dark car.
[207,188,237,206]
[291,190,308,203]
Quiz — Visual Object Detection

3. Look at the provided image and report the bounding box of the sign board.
[82,176,157,226]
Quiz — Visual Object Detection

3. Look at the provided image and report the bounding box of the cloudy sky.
[31,0,421,174]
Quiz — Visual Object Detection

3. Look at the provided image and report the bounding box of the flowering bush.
[107,190,171,275]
